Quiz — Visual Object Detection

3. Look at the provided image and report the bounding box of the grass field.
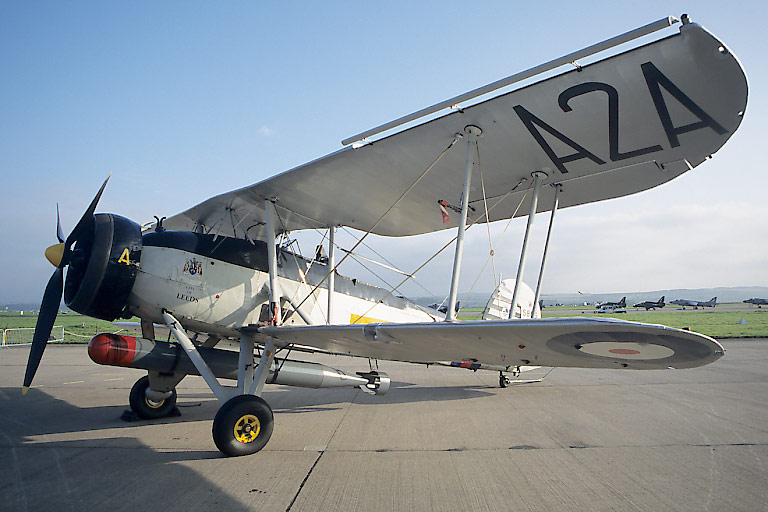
[457,307,768,338]
[2,306,766,343]
[0,312,134,344]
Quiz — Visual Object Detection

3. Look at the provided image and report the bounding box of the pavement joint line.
[4,442,768,452]
[277,441,768,453]
[284,385,358,510]
[285,450,324,512]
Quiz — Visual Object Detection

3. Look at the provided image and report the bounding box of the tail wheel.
[212,395,274,456]
[129,375,177,419]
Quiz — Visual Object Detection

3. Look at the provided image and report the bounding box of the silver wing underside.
[261,317,724,370]
[162,22,747,239]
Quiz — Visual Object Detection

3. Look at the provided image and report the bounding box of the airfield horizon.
[2,303,767,343]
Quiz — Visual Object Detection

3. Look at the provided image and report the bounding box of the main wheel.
[129,375,177,419]
[212,395,274,456]
[499,373,510,388]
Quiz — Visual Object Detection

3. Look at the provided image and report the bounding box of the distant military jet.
[671,297,717,308]
[595,297,626,309]
[744,298,768,307]
[633,296,665,310]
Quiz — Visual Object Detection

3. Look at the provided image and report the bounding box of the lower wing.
[261,317,723,370]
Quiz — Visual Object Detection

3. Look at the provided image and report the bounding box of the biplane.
[25,15,747,456]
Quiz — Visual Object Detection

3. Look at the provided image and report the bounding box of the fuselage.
[127,231,438,337]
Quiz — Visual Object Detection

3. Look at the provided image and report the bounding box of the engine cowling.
[65,213,142,320]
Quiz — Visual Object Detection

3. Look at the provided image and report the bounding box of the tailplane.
[482,279,541,320]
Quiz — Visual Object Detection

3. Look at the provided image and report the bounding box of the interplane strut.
[509,172,546,319]
[446,125,482,321]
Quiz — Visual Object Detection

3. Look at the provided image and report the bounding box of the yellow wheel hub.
[234,414,261,443]
[145,397,165,409]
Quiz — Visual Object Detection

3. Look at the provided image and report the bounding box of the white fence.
[2,326,64,346]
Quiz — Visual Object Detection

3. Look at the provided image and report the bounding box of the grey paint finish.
[162,23,746,239]
[263,317,723,370]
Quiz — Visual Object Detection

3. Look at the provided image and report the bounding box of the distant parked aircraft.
[633,296,665,310]
[671,297,717,308]
[744,298,768,307]
[595,297,626,309]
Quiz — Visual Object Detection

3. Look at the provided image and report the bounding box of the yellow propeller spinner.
[45,243,65,268]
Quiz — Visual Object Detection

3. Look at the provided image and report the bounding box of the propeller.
[23,176,110,395]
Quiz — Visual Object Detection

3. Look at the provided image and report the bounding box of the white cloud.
[288,198,768,301]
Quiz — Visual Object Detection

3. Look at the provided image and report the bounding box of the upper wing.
[162,22,747,239]
[261,317,723,370]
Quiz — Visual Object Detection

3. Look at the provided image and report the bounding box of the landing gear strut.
[161,310,279,456]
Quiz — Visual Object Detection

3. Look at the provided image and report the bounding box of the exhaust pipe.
[88,333,389,394]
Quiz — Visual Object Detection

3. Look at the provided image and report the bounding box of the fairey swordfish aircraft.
[25,15,747,456]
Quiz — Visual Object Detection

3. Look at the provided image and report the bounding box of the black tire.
[129,375,177,419]
[499,374,509,388]
[212,395,274,457]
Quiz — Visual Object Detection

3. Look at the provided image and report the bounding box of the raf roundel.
[577,342,675,360]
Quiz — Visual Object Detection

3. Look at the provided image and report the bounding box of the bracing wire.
[289,133,464,315]
[339,226,437,298]
[459,179,534,311]
[350,176,530,323]
[477,146,497,289]
[272,207,328,325]
[284,228,329,325]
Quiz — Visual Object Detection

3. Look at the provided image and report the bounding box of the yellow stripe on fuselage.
[350,314,387,324]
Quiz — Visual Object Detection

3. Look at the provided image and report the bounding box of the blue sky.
[1,1,766,305]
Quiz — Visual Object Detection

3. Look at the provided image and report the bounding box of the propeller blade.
[56,204,65,243]
[65,175,110,250]
[22,266,64,394]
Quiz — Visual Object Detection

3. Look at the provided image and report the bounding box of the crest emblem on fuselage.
[183,258,203,276]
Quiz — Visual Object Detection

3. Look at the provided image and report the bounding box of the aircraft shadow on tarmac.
[0,388,254,512]
[0,379,505,508]
[0,387,223,454]
[265,381,498,414]
[166,379,500,415]
[0,380,498,438]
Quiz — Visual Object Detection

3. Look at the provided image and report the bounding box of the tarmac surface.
[1,339,767,511]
